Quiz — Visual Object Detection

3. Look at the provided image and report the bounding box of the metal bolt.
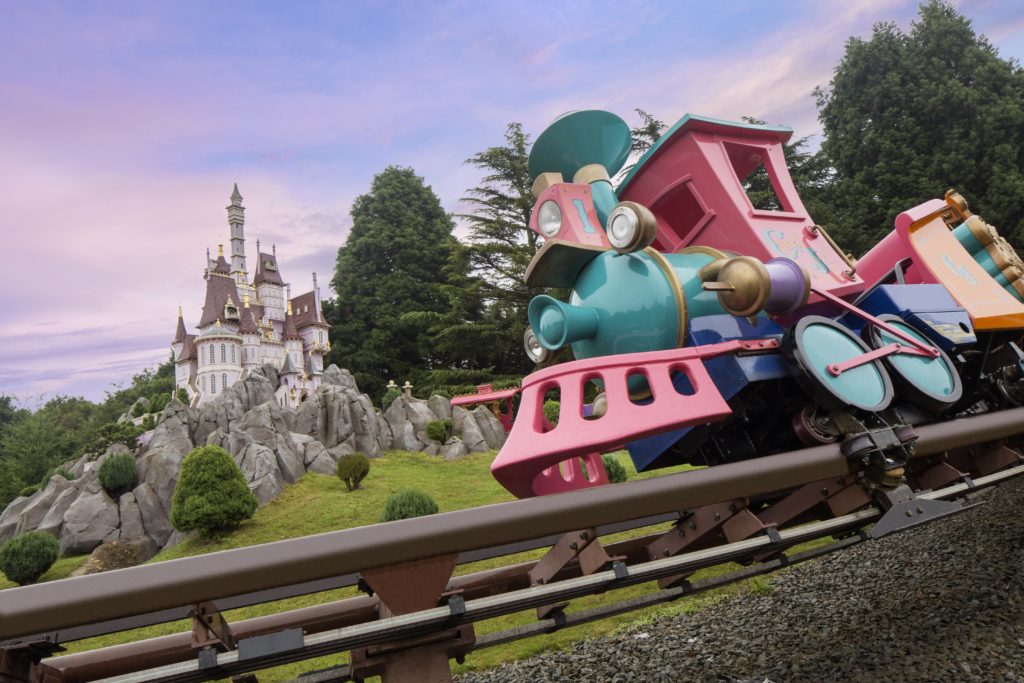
[713,512,721,521]
[689,521,697,530]
[820,487,829,497]
[580,531,589,541]
[916,506,924,514]
[663,549,670,557]
[906,510,913,517]
[569,542,578,551]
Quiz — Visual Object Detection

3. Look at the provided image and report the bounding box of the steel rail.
[9,511,679,649]
[92,463,1024,683]
[6,405,1024,642]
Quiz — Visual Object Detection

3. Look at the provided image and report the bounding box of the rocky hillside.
[0,365,505,560]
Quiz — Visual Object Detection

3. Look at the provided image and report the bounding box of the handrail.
[3,406,1024,641]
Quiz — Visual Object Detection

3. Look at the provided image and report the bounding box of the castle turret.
[228,184,247,284]
[239,295,261,370]
[171,305,187,359]
[254,247,286,322]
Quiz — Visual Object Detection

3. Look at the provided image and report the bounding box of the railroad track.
[3,408,1024,683]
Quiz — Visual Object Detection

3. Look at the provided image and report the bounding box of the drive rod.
[3,406,1023,641]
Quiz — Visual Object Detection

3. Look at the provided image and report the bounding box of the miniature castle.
[171,185,330,407]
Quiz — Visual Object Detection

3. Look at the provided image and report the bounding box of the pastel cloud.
[1,0,1021,404]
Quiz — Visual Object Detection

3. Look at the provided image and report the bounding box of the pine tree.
[325,166,458,397]
[460,123,541,378]
[814,0,1024,253]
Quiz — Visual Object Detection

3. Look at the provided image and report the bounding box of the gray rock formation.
[137,400,194,509]
[15,475,73,535]
[60,480,120,555]
[0,496,31,544]
[133,481,172,547]
[0,364,496,556]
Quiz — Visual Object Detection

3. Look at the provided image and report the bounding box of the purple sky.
[2,0,1023,405]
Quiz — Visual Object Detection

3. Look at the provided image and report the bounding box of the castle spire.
[227,183,247,281]
[173,305,187,343]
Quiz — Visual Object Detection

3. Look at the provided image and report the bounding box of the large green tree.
[459,122,541,378]
[815,0,1024,254]
[326,166,458,397]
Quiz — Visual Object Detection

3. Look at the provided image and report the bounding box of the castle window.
[231,345,236,364]
[211,374,217,394]
[221,344,226,363]
[222,373,228,390]
[209,345,215,364]
[202,375,206,392]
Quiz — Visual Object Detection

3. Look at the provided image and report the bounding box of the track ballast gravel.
[458,478,1024,683]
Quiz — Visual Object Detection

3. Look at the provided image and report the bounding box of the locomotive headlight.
[523,325,552,363]
[606,201,658,254]
[537,200,562,238]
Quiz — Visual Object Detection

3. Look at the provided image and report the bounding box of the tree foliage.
[0,532,59,585]
[335,452,370,491]
[326,166,459,398]
[99,453,136,497]
[381,489,439,522]
[170,445,258,536]
[815,0,1024,253]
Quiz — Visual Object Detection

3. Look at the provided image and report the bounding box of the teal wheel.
[863,314,962,413]
[784,316,894,413]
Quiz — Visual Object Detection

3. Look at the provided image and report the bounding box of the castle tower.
[171,305,187,360]
[239,295,261,370]
[227,184,247,285]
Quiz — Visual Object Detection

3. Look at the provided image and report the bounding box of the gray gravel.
[458,478,1024,683]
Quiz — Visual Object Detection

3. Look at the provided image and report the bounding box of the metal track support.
[350,554,471,683]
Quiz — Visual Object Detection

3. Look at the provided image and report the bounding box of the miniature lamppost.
[402,381,413,398]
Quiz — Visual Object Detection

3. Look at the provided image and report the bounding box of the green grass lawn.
[4,450,793,681]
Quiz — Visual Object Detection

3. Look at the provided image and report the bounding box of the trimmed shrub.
[336,452,370,491]
[89,422,143,454]
[171,445,257,536]
[99,453,136,497]
[543,400,560,426]
[602,455,628,484]
[176,388,190,404]
[140,414,156,431]
[381,489,439,522]
[19,484,40,498]
[426,419,453,443]
[492,378,522,390]
[130,401,146,418]
[40,467,74,487]
[381,387,402,410]
[0,532,59,585]
[149,393,170,413]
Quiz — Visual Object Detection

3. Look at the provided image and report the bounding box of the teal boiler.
[528,248,728,365]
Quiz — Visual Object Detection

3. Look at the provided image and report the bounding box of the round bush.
[99,453,136,497]
[140,414,156,431]
[336,452,370,491]
[426,419,453,443]
[0,532,59,585]
[130,401,147,418]
[602,455,628,484]
[171,445,257,536]
[40,467,75,487]
[381,489,439,522]
[543,400,560,426]
[381,387,402,410]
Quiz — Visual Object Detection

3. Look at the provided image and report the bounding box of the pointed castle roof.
[283,303,301,341]
[239,297,259,335]
[173,306,188,343]
[230,183,243,203]
[212,244,231,275]
[280,353,299,375]
[199,273,242,327]
[253,251,285,286]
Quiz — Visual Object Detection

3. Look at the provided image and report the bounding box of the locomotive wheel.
[863,314,962,413]
[792,404,839,446]
[783,316,894,413]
